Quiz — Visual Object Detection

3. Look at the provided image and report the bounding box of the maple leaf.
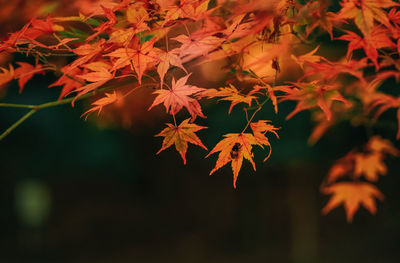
[14,62,45,93]
[291,45,322,70]
[155,48,187,89]
[49,66,83,99]
[0,22,31,52]
[354,152,387,182]
[126,2,149,25]
[206,133,261,188]
[64,39,105,75]
[322,182,384,222]
[199,84,256,114]
[281,81,352,121]
[337,0,399,36]
[0,65,15,87]
[250,120,279,161]
[367,136,400,156]
[72,64,114,105]
[248,84,291,113]
[81,91,119,120]
[162,1,195,26]
[108,28,136,46]
[155,118,207,164]
[337,27,395,69]
[326,151,356,184]
[87,6,117,41]
[105,39,158,84]
[296,1,339,39]
[148,74,206,121]
[172,33,224,63]
[300,58,368,83]
[161,0,211,25]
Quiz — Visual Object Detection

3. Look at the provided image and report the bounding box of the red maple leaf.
[14,62,45,93]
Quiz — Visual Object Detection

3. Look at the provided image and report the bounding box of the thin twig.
[0,109,37,141]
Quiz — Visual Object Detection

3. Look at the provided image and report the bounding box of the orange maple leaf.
[72,64,114,105]
[155,48,187,89]
[248,84,291,113]
[281,81,352,121]
[199,84,256,114]
[367,136,400,155]
[14,62,45,93]
[49,66,83,99]
[155,119,207,164]
[337,27,395,69]
[291,45,322,70]
[148,74,206,121]
[354,152,387,182]
[0,65,14,87]
[105,39,158,84]
[81,91,119,120]
[250,120,279,161]
[206,133,261,188]
[322,182,384,222]
[64,39,105,75]
[326,151,355,184]
[87,6,117,41]
[337,0,399,36]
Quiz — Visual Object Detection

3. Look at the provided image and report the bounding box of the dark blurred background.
[1,68,400,263]
[1,1,400,262]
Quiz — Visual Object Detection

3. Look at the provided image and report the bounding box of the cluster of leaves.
[1,0,400,222]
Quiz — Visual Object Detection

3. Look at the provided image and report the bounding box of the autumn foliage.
[1,0,400,222]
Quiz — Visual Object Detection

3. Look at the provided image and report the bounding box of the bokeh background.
[1,0,400,262]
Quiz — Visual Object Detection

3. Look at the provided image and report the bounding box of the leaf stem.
[241,106,261,133]
[172,113,177,126]
[0,109,37,141]
[0,80,133,142]
[0,103,37,109]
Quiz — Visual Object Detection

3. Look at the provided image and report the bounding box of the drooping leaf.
[155,119,207,164]
[322,182,384,222]
[206,133,261,188]
[81,91,119,120]
[250,120,279,161]
[14,62,45,93]
[354,152,387,182]
[281,81,352,121]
